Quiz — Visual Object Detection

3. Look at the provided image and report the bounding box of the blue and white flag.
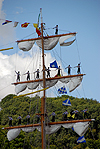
[77,136,86,143]
[50,60,58,68]
[62,98,71,106]
[58,86,67,94]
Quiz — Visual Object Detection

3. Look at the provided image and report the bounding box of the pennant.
[77,136,86,143]
[33,23,38,28]
[50,60,58,68]
[13,22,19,27]
[62,98,71,106]
[21,22,30,28]
[2,20,12,25]
[37,13,40,27]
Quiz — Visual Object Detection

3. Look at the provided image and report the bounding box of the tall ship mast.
[2,8,94,149]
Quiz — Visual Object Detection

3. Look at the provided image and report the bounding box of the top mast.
[40,8,46,149]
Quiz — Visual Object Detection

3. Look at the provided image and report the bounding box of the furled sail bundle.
[18,41,35,51]
[14,75,83,94]
[59,33,76,46]
[36,37,59,50]
[6,119,93,141]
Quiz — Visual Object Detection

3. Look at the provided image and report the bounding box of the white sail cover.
[59,34,76,46]
[68,76,83,92]
[18,41,35,51]
[36,37,59,50]
[22,127,36,132]
[15,84,27,94]
[7,128,21,141]
[73,122,90,136]
[14,76,83,94]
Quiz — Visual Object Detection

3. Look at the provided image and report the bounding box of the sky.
[0,0,100,102]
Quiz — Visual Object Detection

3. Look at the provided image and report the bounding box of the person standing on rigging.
[24,71,30,80]
[26,114,31,124]
[65,65,72,75]
[34,69,40,79]
[74,63,81,74]
[8,116,13,126]
[51,111,56,122]
[57,66,61,76]
[15,71,20,82]
[62,111,68,121]
[53,25,58,34]
[46,67,51,78]
[17,115,22,125]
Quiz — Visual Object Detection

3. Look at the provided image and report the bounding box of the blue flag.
[62,98,71,106]
[58,86,67,94]
[50,60,58,68]
[77,136,86,143]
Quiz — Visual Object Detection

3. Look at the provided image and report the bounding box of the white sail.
[62,123,73,128]
[27,82,39,90]
[68,76,83,92]
[60,39,76,46]
[7,129,21,141]
[40,79,58,88]
[15,84,27,94]
[59,34,76,46]
[73,122,90,136]
[36,37,59,50]
[22,127,36,132]
[18,41,35,51]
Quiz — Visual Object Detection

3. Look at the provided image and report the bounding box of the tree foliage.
[0,94,100,149]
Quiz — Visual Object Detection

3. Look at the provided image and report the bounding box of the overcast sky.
[0,0,100,102]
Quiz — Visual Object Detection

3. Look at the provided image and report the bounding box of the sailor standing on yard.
[8,116,13,126]
[34,69,40,79]
[51,111,56,122]
[65,65,72,75]
[15,71,20,82]
[46,67,51,78]
[24,71,30,81]
[74,63,81,74]
[26,114,31,124]
[57,66,62,76]
[17,115,22,125]
[53,25,58,34]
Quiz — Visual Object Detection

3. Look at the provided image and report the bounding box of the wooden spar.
[0,47,13,51]
[3,119,95,130]
[12,74,86,85]
[16,32,77,43]
[13,87,49,98]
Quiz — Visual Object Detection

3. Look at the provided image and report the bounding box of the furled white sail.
[73,122,90,136]
[40,79,58,88]
[27,82,39,90]
[68,76,83,92]
[60,39,76,46]
[59,34,76,46]
[18,41,35,51]
[62,123,73,128]
[22,127,36,132]
[45,125,61,134]
[7,129,21,141]
[36,37,59,50]
[15,84,27,94]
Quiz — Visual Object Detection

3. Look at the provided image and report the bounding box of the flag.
[33,23,41,36]
[58,86,67,94]
[77,136,86,143]
[50,60,58,68]
[21,22,30,28]
[36,28,41,36]
[13,22,19,27]
[62,98,71,106]
[2,20,12,25]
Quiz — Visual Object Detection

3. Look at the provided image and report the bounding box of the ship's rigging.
[2,8,95,149]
